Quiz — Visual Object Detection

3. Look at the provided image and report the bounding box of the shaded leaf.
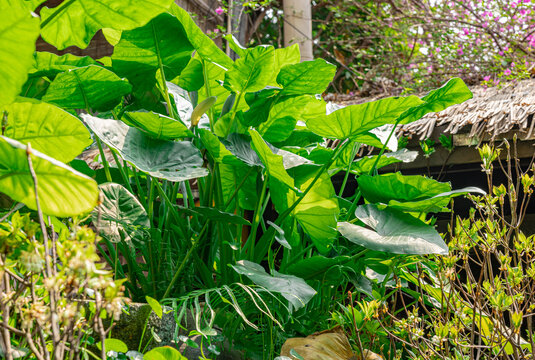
[232,260,316,310]
[92,183,149,243]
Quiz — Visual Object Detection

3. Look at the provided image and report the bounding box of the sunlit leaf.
[0,2,39,106]
[339,204,448,255]
[2,97,92,162]
[0,136,98,217]
[40,0,174,49]
[42,65,132,111]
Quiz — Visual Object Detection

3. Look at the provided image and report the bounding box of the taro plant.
[1,0,483,358]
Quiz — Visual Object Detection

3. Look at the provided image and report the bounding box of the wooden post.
[283,0,313,61]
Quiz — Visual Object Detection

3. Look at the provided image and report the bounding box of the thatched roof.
[334,78,535,142]
[401,78,535,141]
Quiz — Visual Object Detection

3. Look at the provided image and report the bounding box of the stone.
[109,302,242,360]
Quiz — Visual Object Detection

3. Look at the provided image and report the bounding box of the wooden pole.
[283,0,313,61]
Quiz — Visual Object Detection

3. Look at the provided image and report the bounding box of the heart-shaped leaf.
[277,59,335,95]
[0,3,39,106]
[92,183,149,243]
[82,115,208,182]
[338,204,448,255]
[224,46,275,94]
[0,136,98,217]
[307,96,422,140]
[112,13,194,89]
[232,260,316,310]
[2,97,92,162]
[40,0,174,49]
[123,111,193,140]
[42,65,132,111]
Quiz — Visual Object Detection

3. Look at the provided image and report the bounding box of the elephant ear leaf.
[0,2,40,107]
[40,0,175,49]
[232,260,316,310]
[338,204,448,255]
[92,183,149,243]
[0,136,98,217]
[42,65,132,111]
[2,98,92,163]
[397,77,473,125]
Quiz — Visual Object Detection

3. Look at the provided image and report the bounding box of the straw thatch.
[400,78,535,141]
[335,78,535,142]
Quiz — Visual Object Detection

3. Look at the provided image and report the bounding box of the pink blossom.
[511,62,516,67]
[457,48,464,55]
[408,42,414,49]
[213,28,220,33]
[504,69,512,76]
[499,50,504,56]
[483,75,491,81]
[215,6,224,15]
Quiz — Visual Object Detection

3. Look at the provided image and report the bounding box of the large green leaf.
[224,46,275,94]
[286,255,352,281]
[387,187,485,213]
[338,204,448,255]
[0,2,39,106]
[288,166,339,253]
[168,4,233,69]
[29,52,98,78]
[232,260,316,310]
[198,129,244,166]
[40,0,174,49]
[258,96,316,143]
[42,65,132,111]
[0,136,98,217]
[144,346,186,360]
[276,59,336,95]
[123,111,193,140]
[307,96,422,140]
[1,97,91,163]
[92,183,149,243]
[397,78,473,125]
[82,115,208,182]
[270,44,300,86]
[250,130,337,253]
[112,13,194,88]
[359,173,484,212]
[349,149,418,174]
[249,130,296,190]
[358,173,451,204]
